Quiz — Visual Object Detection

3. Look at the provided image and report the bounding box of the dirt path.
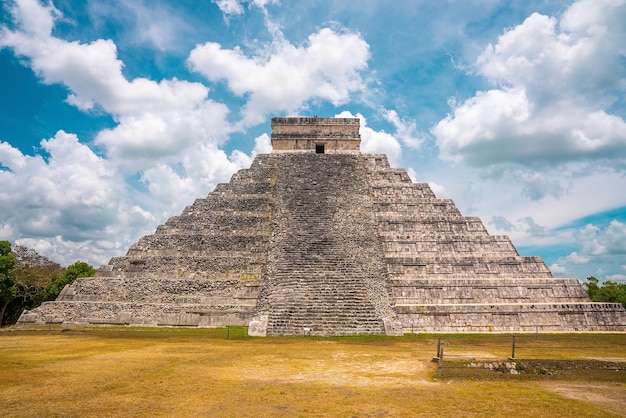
[236,345,436,387]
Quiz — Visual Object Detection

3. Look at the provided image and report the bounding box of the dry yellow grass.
[1,328,624,417]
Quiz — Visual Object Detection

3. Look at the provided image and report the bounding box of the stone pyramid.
[18,117,626,335]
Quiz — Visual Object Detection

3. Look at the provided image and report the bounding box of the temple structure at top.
[270,117,361,154]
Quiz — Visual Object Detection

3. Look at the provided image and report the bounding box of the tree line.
[584,276,626,308]
[0,241,95,326]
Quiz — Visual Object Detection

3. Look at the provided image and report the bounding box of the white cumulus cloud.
[0,0,233,173]
[383,109,425,150]
[0,132,140,266]
[433,0,626,168]
[551,220,626,281]
[188,27,370,126]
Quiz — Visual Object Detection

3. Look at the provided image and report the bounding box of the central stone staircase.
[256,154,398,336]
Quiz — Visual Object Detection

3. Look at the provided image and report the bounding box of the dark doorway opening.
[316,144,325,154]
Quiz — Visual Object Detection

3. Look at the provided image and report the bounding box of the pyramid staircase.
[253,154,397,336]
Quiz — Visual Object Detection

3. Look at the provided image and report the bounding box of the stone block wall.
[363,154,553,279]
[271,117,361,154]
[395,303,626,332]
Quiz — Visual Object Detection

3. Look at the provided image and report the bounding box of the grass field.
[1,328,625,417]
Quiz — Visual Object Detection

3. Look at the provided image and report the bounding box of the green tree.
[584,276,626,308]
[43,261,96,301]
[584,276,600,300]
[0,241,17,326]
[4,245,65,324]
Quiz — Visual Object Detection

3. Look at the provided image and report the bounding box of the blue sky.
[1,0,625,282]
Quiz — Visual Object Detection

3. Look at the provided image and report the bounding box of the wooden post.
[437,342,445,377]
[511,335,516,359]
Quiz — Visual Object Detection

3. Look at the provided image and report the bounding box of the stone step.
[16,300,256,327]
[395,302,626,332]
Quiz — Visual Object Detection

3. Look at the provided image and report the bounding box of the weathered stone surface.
[17,117,626,333]
[271,117,361,154]
[250,153,396,336]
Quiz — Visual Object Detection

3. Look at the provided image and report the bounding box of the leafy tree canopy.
[584,276,626,308]
[0,240,15,276]
[0,241,17,324]
[11,245,64,290]
[1,244,96,326]
[44,261,96,301]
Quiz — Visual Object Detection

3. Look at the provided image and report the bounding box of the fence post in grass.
[510,335,516,359]
[437,342,445,377]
